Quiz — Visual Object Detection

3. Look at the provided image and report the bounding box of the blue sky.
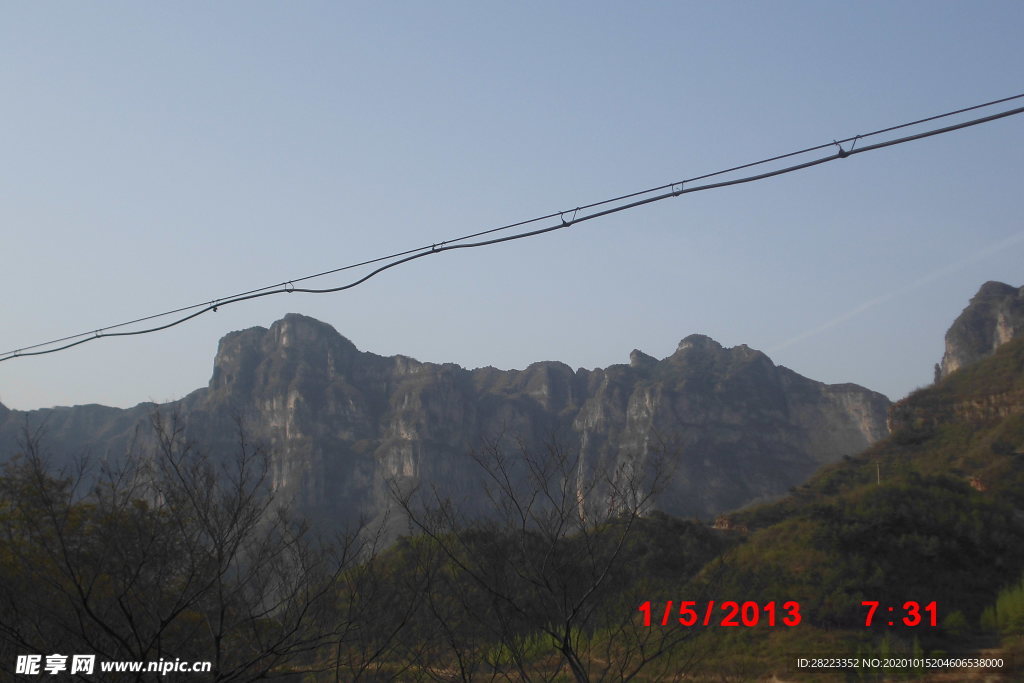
[2,2,1023,410]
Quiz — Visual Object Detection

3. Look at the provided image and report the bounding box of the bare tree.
[0,413,388,681]
[390,435,708,682]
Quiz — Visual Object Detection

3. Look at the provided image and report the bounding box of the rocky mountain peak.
[674,334,722,354]
[210,314,361,396]
[629,349,657,368]
[938,281,1024,380]
[980,281,1018,297]
[270,313,358,351]
[210,324,268,394]
[667,335,775,377]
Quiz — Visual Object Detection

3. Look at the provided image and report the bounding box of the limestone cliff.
[0,314,891,526]
[938,281,1024,380]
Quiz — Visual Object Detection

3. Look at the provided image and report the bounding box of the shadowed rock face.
[0,314,890,526]
[939,281,1024,380]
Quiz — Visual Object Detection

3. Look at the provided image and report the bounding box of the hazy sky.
[3,2,1023,411]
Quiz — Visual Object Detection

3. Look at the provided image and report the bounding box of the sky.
[2,2,1023,411]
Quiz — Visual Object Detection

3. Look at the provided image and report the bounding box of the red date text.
[637,600,802,628]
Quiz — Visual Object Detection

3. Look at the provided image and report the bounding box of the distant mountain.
[700,288,1024,672]
[938,280,1024,381]
[0,314,890,527]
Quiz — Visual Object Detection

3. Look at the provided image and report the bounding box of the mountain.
[0,314,890,527]
[695,287,1024,675]
[938,280,1024,381]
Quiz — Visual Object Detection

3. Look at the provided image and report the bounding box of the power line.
[4,93,1024,362]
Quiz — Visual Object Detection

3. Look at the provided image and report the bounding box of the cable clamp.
[285,282,295,293]
[672,182,685,197]
[561,208,579,227]
[833,140,849,158]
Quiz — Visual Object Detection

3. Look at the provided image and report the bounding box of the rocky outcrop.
[890,326,1024,436]
[0,314,891,527]
[888,281,1024,438]
[938,281,1024,380]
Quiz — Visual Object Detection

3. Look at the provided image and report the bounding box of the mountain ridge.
[0,314,890,529]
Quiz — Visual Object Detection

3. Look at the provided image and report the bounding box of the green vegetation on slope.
[698,336,1024,676]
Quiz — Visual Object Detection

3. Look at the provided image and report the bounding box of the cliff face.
[887,281,1024,436]
[568,334,889,516]
[889,327,1024,436]
[938,281,1024,380]
[0,314,891,525]
[888,284,1024,438]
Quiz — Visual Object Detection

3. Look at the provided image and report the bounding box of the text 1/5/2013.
[637,600,802,628]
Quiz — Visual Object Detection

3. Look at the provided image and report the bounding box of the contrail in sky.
[769,230,1024,353]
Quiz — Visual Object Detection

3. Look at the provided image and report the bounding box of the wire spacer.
[285,281,295,293]
[561,208,579,227]
[833,140,849,158]
[672,182,685,197]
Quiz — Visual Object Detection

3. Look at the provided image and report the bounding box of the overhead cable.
[3,93,1024,362]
